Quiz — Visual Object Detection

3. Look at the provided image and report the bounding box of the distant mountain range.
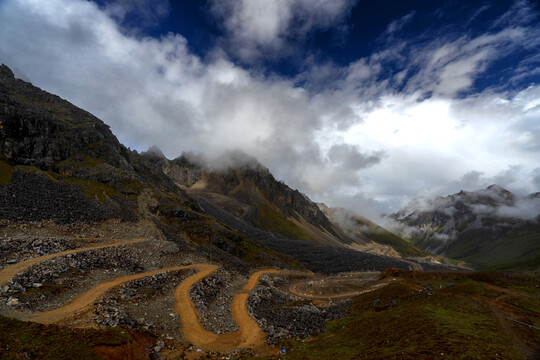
[0,64,445,273]
[390,185,540,269]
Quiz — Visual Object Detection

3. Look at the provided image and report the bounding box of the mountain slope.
[390,185,540,269]
[0,64,299,272]
[0,64,421,273]
[319,205,428,258]
[158,151,345,244]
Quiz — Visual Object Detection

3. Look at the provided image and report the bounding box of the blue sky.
[0,0,539,219]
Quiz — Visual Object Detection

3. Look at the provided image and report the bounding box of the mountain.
[0,63,428,273]
[390,185,540,269]
[318,205,428,258]
[2,64,538,360]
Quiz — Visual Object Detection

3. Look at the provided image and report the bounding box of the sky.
[0,0,539,220]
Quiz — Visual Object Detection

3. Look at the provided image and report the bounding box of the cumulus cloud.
[209,0,357,63]
[0,0,539,222]
[327,144,384,170]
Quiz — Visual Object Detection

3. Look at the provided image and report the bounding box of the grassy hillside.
[355,217,429,258]
[459,222,540,270]
[254,203,315,242]
[0,316,136,360]
[234,270,540,360]
[0,157,12,185]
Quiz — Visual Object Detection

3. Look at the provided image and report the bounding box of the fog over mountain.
[0,0,539,219]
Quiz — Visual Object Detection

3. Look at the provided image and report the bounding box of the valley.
[0,63,538,359]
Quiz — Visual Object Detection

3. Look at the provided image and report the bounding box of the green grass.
[276,281,529,360]
[417,221,540,270]
[0,158,13,185]
[0,315,131,360]
[62,177,122,205]
[459,224,540,270]
[255,203,315,241]
[362,224,429,257]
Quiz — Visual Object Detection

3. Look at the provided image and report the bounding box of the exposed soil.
[285,271,383,300]
[0,238,146,286]
[0,239,287,355]
[174,265,280,355]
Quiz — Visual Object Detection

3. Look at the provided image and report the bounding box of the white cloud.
[0,0,539,222]
[209,0,357,62]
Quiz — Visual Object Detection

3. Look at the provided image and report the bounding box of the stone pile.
[190,270,240,334]
[94,270,190,332]
[0,236,77,268]
[247,275,349,343]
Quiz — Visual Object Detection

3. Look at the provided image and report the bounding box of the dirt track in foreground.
[174,267,280,354]
[0,238,147,286]
[1,242,281,354]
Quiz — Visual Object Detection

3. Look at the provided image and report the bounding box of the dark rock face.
[163,153,338,236]
[0,64,193,223]
[0,65,130,172]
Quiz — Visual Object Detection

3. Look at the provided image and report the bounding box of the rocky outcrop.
[162,151,338,236]
[0,64,131,171]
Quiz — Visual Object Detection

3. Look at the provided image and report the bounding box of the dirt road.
[13,265,194,324]
[0,238,147,286]
[2,247,281,354]
[174,267,280,354]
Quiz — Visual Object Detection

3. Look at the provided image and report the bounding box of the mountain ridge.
[0,63,427,273]
[390,185,540,269]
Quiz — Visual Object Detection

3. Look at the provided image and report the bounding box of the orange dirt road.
[0,238,147,286]
[13,265,196,324]
[174,267,280,354]
[1,240,284,354]
[2,250,281,354]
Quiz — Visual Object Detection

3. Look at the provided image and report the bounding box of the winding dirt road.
[1,242,281,354]
[13,265,194,324]
[174,267,280,354]
[0,238,147,286]
[288,281,385,300]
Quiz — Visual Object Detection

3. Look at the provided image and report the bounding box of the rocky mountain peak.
[0,64,15,79]
[143,145,166,159]
[486,184,511,195]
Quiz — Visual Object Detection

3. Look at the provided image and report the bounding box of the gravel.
[190,269,243,334]
[0,235,78,269]
[0,170,134,224]
[0,245,144,310]
[247,274,349,343]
